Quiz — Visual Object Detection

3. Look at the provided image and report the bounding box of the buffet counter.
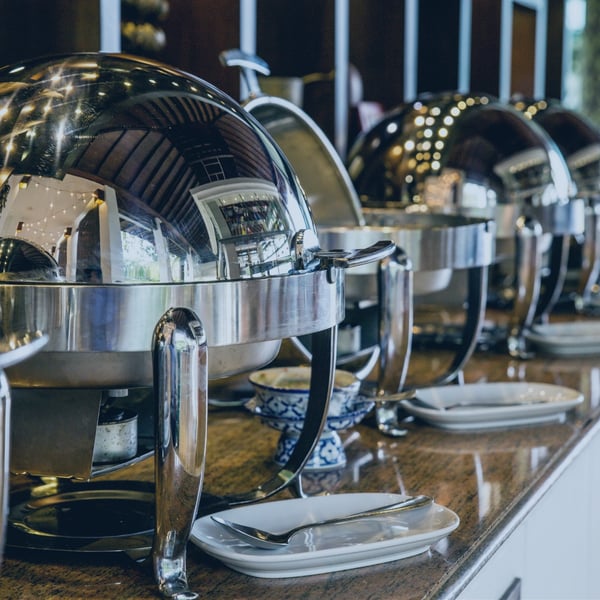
[2,329,600,599]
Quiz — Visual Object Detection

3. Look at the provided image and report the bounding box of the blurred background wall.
[0,0,596,152]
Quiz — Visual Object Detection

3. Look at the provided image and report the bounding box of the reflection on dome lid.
[512,97,600,197]
[347,91,574,218]
[0,237,61,281]
[0,53,318,284]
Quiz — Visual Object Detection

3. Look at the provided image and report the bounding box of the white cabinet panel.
[522,447,589,599]
[584,430,600,595]
[459,428,600,600]
[459,526,525,600]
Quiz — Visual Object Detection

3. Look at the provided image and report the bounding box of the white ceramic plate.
[526,321,600,357]
[190,493,459,578]
[401,382,583,431]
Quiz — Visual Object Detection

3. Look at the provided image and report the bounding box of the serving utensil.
[410,397,550,411]
[211,494,433,549]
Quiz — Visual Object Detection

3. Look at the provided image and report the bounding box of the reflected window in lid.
[0,53,321,284]
[191,178,292,279]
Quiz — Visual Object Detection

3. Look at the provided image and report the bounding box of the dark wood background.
[0,0,567,149]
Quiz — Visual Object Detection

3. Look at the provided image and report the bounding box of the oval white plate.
[527,321,600,357]
[191,493,459,578]
[401,382,583,431]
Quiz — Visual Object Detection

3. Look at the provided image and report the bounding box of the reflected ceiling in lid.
[0,53,319,284]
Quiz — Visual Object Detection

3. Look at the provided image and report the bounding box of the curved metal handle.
[508,215,542,358]
[577,201,600,310]
[198,326,336,513]
[219,48,270,98]
[219,49,270,75]
[535,234,569,323]
[316,240,396,270]
[429,265,488,387]
[376,248,413,396]
[152,308,207,600]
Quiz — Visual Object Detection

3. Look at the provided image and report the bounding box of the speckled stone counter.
[1,336,600,599]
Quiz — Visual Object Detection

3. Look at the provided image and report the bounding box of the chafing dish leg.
[377,248,413,397]
[152,308,207,600]
[374,248,413,437]
[577,202,600,310]
[535,234,570,322]
[431,265,488,386]
[508,216,542,358]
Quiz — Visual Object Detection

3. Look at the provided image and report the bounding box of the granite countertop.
[1,337,599,599]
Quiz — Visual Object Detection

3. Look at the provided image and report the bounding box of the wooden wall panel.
[511,3,536,97]
[418,0,461,95]
[545,0,564,98]
[349,1,405,109]
[159,0,240,97]
[470,0,502,95]
[256,0,334,75]
[0,0,100,67]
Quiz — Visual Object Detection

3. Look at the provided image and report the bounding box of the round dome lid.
[347,91,574,221]
[512,98,600,197]
[0,53,320,284]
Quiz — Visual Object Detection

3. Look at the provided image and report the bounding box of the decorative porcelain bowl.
[247,366,372,470]
[248,366,361,418]
[245,398,374,470]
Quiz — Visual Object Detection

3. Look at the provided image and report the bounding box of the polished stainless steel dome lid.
[512,98,600,197]
[0,53,321,284]
[347,91,579,238]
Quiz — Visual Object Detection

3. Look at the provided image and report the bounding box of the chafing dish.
[512,97,600,311]
[221,52,495,438]
[348,91,585,357]
[0,53,392,598]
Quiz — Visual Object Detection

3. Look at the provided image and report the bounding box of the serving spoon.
[210,494,433,550]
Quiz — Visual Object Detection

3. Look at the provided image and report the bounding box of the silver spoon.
[210,494,433,550]
[410,397,550,411]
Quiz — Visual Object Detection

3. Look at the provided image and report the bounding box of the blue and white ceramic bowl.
[248,366,361,419]
[245,398,374,470]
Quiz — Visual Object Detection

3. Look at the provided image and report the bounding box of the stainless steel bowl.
[337,212,495,296]
[318,214,495,392]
